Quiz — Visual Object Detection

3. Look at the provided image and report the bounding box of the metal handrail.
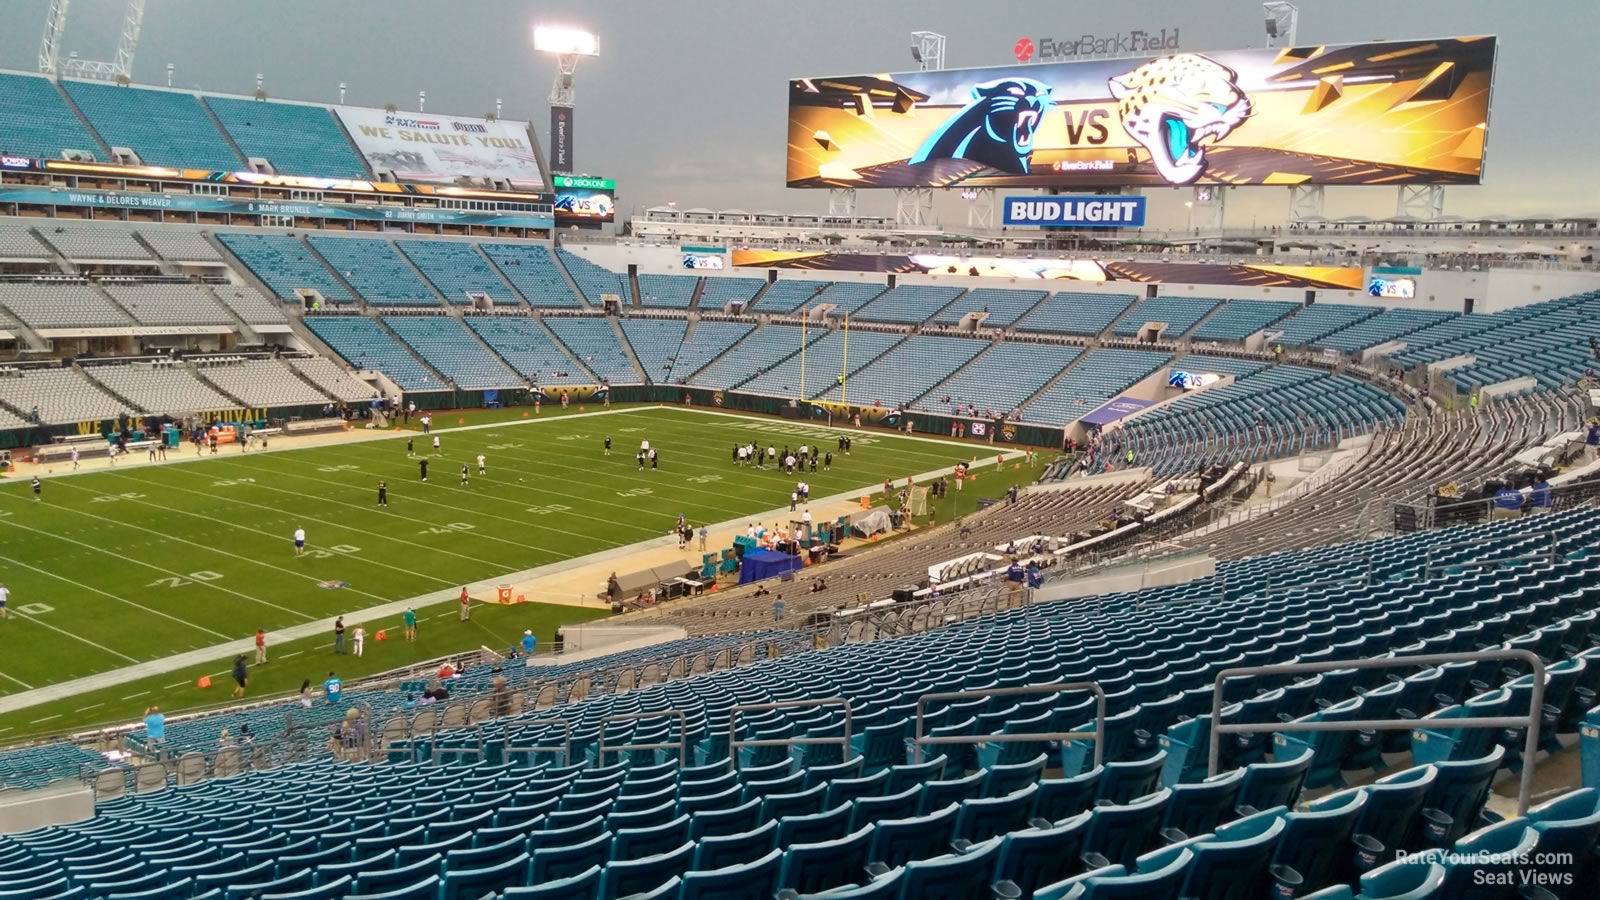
[506,719,574,766]
[914,682,1107,766]
[728,698,855,771]
[1206,649,1546,815]
[597,709,688,766]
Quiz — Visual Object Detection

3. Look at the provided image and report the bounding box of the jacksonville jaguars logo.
[909,78,1054,175]
[1108,54,1251,185]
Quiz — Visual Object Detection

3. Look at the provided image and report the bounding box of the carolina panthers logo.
[909,78,1054,175]
[1108,54,1251,185]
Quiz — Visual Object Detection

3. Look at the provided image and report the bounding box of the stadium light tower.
[535,25,600,175]
[910,31,946,71]
[39,0,146,81]
[1263,2,1299,49]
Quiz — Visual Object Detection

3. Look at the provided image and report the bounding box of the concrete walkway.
[0,406,1025,717]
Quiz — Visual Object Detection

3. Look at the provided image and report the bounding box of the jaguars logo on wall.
[1000,424,1018,442]
[712,391,725,407]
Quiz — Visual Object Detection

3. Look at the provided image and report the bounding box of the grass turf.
[0,405,1017,740]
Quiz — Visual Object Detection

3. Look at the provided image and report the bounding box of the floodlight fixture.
[534,26,600,57]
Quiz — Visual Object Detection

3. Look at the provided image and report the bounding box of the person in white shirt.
[432,435,441,454]
[0,583,9,619]
[802,509,813,526]
[293,527,306,556]
[746,523,757,539]
[352,624,366,657]
[476,454,487,475]
[640,439,651,453]
[70,446,79,470]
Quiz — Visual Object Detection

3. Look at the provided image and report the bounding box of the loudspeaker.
[892,585,918,603]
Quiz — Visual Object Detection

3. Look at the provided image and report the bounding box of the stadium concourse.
[2,29,1600,900]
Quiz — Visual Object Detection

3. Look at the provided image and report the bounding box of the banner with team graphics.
[335,107,544,187]
[787,36,1496,189]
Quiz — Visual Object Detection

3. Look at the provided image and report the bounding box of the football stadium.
[0,1,1597,896]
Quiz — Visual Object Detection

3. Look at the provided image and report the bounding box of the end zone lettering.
[1003,196,1146,228]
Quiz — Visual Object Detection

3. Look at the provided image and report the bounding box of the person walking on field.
[231,654,248,699]
[403,607,417,641]
[458,587,471,621]
[333,616,346,654]
[254,628,267,664]
[352,624,366,657]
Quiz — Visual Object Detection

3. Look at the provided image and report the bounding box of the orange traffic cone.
[522,411,529,418]
[196,675,212,689]
[457,417,465,425]
[375,629,387,641]
[579,405,586,412]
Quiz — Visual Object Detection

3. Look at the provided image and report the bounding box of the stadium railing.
[1206,649,1547,815]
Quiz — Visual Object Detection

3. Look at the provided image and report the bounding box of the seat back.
[530,831,612,884]
[691,819,777,872]
[1084,789,1171,869]
[1236,748,1312,815]
[1160,769,1244,842]
[868,803,959,868]
[1097,751,1167,806]
[955,784,1038,844]
[993,811,1092,896]
[776,824,875,896]
[675,847,782,900]
[898,837,1003,900]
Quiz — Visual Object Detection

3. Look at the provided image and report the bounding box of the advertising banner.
[552,174,615,224]
[335,107,544,188]
[729,249,1362,289]
[1003,195,1146,227]
[787,36,1496,189]
[549,107,575,174]
[0,186,553,229]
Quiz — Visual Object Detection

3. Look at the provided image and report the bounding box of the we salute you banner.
[335,107,545,188]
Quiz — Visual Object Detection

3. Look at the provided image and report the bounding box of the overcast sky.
[1,0,1594,228]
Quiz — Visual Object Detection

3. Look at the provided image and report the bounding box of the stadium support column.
[1189,185,1226,235]
[895,188,935,226]
[1288,185,1324,223]
[828,189,857,218]
[1396,185,1445,220]
[962,188,995,230]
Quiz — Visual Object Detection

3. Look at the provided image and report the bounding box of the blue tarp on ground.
[739,549,802,584]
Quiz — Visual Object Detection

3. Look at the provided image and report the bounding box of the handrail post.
[1205,649,1545,815]
[913,682,1105,766]
[597,709,688,766]
[507,719,573,767]
[727,698,855,772]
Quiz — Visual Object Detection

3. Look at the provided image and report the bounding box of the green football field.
[0,405,1027,740]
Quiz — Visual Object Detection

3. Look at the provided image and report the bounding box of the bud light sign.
[1003,196,1146,228]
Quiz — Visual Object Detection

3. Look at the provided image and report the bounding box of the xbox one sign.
[1003,196,1146,228]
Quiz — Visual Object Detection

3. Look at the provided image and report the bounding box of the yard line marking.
[0,552,234,642]
[164,682,186,689]
[29,714,60,724]
[74,703,102,712]
[120,692,148,700]
[0,605,140,664]
[280,650,304,659]
[110,465,576,567]
[0,492,374,617]
[88,472,467,591]
[242,450,666,539]
[0,670,35,690]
